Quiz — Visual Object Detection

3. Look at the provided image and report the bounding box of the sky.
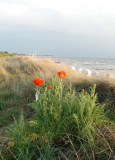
[0,0,115,57]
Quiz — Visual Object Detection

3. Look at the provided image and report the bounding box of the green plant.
[29,76,107,146]
[0,99,5,110]
[4,111,35,160]
[2,72,113,159]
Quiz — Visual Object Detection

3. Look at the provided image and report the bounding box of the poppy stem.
[60,79,63,96]
[36,86,38,92]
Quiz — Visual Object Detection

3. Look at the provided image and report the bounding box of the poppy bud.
[48,84,52,89]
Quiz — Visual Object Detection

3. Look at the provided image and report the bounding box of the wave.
[95,68,114,70]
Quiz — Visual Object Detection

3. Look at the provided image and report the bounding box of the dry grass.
[0,55,115,104]
[0,55,113,82]
[1,55,115,103]
[0,55,94,85]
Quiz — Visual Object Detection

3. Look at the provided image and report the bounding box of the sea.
[35,55,115,78]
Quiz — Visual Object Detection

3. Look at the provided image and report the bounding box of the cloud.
[0,0,115,57]
[0,0,115,35]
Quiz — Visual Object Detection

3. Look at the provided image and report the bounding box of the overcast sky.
[0,0,115,57]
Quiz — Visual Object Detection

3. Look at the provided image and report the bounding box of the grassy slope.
[0,55,88,129]
[0,55,115,159]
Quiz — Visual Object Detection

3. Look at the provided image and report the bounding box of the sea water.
[52,57,115,77]
[34,55,115,78]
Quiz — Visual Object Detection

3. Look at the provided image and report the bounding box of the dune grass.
[0,55,115,159]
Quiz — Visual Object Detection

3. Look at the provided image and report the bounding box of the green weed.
[28,77,108,150]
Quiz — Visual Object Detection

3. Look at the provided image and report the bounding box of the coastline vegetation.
[0,51,17,57]
[0,54,115,159]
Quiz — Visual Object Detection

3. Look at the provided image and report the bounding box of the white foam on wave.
[78,68,92,76]
[78,68,83,72]
[71,66,76,70]
[83,69,92,76]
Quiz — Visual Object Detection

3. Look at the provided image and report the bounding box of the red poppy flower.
[57,71,66,78]
[48,84,52,89]
[33,78,44,86]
